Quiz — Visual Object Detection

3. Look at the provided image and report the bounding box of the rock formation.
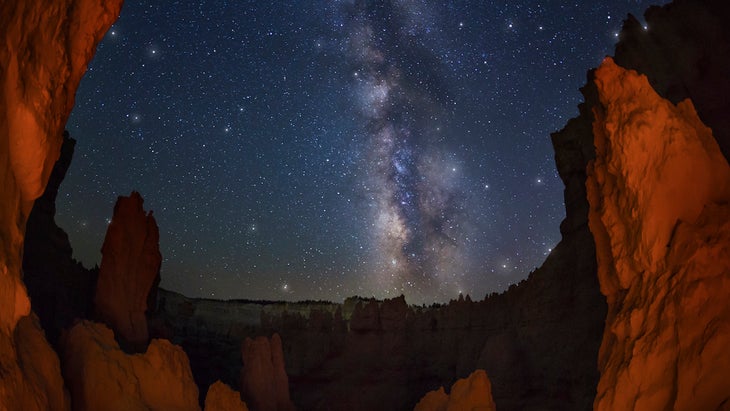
[205,381,250,411]
[413,370,496,411]
[0,1,122,409]
[61,320,201,411]
[23,132,97,347]
[588,58,730,410]
[240,333,296,411]
[94,191,161,350]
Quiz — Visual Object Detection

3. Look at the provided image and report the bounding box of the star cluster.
[59,0,667,304]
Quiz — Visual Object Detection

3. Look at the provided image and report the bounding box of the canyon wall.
[0,1,123,409]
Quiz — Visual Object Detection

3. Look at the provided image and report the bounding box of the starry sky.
[59,0,667,304]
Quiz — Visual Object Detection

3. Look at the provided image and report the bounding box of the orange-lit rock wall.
[0,1,122,409]
[587,58,730,410]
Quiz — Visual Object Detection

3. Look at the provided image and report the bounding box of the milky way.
[343,1,467,300]
[60,0,668,304]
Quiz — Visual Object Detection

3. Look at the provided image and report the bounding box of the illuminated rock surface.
[94,191,161,349]
[0,1,121,409]
[588,58,730,410]
[205,381,250,411]
[413,370,496,411]
[62,320,200,411]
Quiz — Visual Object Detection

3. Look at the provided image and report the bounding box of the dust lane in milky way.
[345,1,467,301]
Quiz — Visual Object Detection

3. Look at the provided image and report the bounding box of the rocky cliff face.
[588,58,730,410]
[95,192,161,350]
[0,1,122,409]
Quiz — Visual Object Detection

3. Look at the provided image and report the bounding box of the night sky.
[59,0,667,304]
